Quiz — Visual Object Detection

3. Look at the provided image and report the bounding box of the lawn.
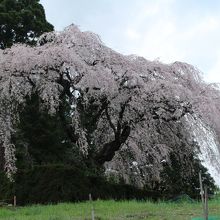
[0,199,219,220]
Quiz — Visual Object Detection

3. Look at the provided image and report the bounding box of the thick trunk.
[95,125,131,165]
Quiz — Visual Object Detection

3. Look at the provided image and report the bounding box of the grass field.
[0,198,220,220]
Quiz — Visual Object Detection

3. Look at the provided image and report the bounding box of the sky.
[40,0,220,83]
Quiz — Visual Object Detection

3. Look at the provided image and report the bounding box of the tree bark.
[95,125,130,165]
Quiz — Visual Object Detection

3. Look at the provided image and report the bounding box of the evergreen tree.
[0,0,53,49]
[159,152,216,199]
[13,94,74,169]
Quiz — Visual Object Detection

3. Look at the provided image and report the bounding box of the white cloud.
[126,28,140,40]
[41,0,220,83]
[138,20,182,62]
[182,16,220,39]
[121,1,184,62]
[121,2,220,83]
[205,54,220,83]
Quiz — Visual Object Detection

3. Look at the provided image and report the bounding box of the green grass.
[0,199,219,220]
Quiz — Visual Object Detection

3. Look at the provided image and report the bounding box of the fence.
[0,196,16,207]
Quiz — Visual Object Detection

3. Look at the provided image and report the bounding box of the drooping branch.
[105,107,117,135]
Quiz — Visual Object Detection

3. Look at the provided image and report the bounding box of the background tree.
[0,0,53,49]
[0,0,54,177]
[159,152,216,198]
[13,93,75,169]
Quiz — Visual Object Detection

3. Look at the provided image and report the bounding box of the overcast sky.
[40,0,220,83]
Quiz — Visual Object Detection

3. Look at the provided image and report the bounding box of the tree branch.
[105,107,117,135]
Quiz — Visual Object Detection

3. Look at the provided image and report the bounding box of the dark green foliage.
[0,165,161,205]
[159,152,216,199]
[0,171,14,203]
[0,0,53,49]
[13,94,74,168]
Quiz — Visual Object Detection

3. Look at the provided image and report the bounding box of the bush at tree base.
[0,165,160,205]
[0,164,216,205]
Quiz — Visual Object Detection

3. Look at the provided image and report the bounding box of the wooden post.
[13,196,16,207]
[199,171,206,220]
[204,186,208,220]
[89,194,95,220]
[199,171,204,204]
